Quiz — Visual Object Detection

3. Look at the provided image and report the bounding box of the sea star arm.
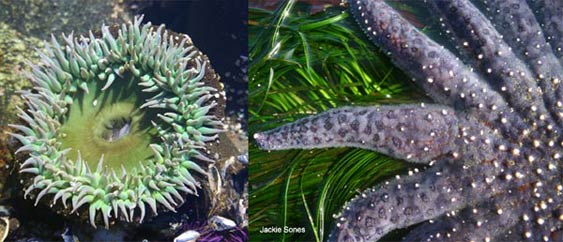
[402,193,522,242]
[254,105,460,164]
[327,161,508,242]
[328,164,468,242]
[348,0,531,140]
[430,0,558,131]
[528,0,563,66]
[481,0,563,80]
[402,161,562,242]
[495,209,563,242]
[498,178,563,242]
[437,181,562,242]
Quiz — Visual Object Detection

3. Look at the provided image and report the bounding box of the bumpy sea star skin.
[254,0,563,241]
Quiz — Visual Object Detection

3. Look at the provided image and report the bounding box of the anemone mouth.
[59,78,159,171]
[10,15,225,228]
[101,115,133,143]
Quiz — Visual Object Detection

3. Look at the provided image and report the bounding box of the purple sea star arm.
[510,177,563,242]
[431,0,558,132]
[254,105,460,164]
[482,0,563,80]
[327,161,507,242]
[497,211,563,241]
[403,162,562,242]
[253,0,563,240]
[403,193,522,242]
[528,0,563,66]
[348,0,529,143]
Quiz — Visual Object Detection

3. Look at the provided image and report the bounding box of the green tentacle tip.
[10,15,225,228]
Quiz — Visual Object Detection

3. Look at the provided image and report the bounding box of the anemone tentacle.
[10,15,224,228]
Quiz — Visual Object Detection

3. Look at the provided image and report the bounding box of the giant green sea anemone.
[9,15,225,228]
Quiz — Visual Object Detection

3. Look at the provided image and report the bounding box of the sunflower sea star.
[254,0,563,241]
